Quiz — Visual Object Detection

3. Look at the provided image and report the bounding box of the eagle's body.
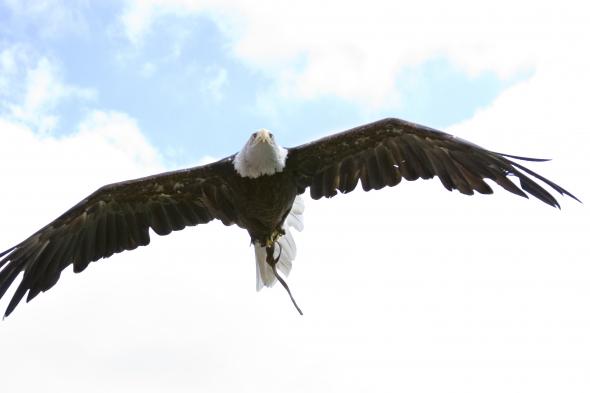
[0,118,579,317]
[231,155,296,245]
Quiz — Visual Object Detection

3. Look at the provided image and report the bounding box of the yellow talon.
[265,229,285,247]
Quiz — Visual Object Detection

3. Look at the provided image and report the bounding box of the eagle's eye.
[269,132,274,139]
[251,132,257,140]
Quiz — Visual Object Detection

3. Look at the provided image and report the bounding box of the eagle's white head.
[233,129,288,178]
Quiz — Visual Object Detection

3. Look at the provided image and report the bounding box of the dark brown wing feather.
[0,157,239,317]
[286,117,579,206]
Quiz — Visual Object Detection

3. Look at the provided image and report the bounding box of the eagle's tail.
[255,195,304,290]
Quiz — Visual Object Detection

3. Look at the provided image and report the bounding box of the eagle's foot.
[265,244,303,315]
[264,229,285,248]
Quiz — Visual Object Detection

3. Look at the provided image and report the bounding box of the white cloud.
[120,0,156,45]
[0,47,96,133]
[449,63,589,162]
[139,61,157,77]
[120,0,590,108]
[0,111,162,240]
[201,66,228,102]
[2,0,89,37]
[120,0,208,45]
[0,44,29,95]
[14,58,95,128]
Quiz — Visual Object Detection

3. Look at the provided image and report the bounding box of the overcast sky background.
[0,1,589,392]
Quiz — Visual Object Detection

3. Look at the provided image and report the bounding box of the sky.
[0,0,589,392]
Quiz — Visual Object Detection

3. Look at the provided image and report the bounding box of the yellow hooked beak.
[254,129,272,144]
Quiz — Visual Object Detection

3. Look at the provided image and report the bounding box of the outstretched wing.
[286,118,579,206]
[0,157,239,317]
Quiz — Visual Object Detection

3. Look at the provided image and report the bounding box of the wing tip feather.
[504,155,581,207]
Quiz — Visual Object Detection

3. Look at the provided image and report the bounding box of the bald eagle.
[0,118,579,316]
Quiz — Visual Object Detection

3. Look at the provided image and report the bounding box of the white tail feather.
[255,196,304,291]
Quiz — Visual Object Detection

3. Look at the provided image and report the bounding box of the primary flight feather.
[0,118,579,316]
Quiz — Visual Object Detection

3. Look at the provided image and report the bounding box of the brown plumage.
[0,118,579,317]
